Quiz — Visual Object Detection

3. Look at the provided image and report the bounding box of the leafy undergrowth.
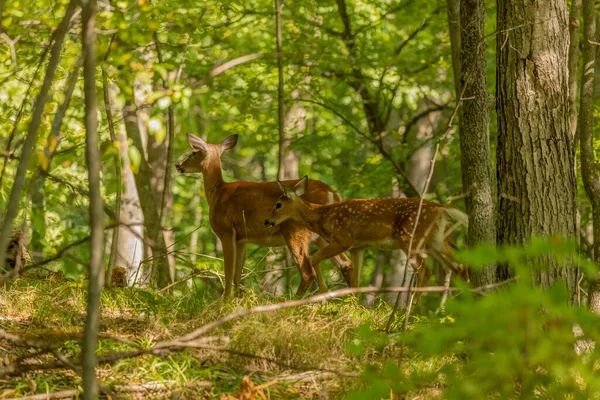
[3,238,599,399]
[0,275,451,399]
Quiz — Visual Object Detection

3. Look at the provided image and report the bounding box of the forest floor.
[0,274,452,399]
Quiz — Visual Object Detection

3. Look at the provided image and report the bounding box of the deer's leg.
[313,236,352,286]
[220,233,236,298]
[311,241,352,293]
[281,226,315,296]
[431,246,470,283]
[411,255,429,306]
[234,242,247,296]
[349,248,365,288]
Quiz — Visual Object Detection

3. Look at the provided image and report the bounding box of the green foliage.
[0,276,398,398]
[0,0,469,284]
[348,239,600,399]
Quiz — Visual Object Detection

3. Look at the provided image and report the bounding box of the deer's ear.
[219,134,238,152]
[278,180,296,200]
[293,176,308,197]
[187,133,209,153]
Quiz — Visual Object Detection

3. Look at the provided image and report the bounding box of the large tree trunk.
[496,0,577,293]
[579,0,600,312]
[459,0,496,286]
[81,0,104,397]
[115,121,145,285]
[122,93,172,288]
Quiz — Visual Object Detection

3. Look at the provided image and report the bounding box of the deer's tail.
[443,207,469,228]
[430,206,468,251]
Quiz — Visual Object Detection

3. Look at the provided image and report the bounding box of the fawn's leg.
[313,236,353,286]
[311,241,352,293]
[410,255,429,306]
[234,243,247,296]
[220,233,236,298]
[281,226,315,296]
[349,248,365,288]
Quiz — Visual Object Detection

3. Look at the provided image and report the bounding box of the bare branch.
[156,278,511,348]
[387,76,470,332]
[297,98,420,197]
[191,53,277,88]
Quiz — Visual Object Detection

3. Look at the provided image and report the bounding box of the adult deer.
[176,134,352,297]
[264,176,469,293]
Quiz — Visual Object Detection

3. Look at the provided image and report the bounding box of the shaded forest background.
[1,0,496,293]
[2,0,600,398]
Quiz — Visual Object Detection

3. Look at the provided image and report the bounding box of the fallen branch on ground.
[155,279,516,348]
[5,380,213,400]
[0,279,516,379]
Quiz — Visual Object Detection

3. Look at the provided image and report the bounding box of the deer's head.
[264,176,308,227]
[176,133,238,174]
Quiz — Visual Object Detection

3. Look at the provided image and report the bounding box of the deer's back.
[210,179,339,244]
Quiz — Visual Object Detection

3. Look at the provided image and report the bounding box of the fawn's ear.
[187,133,209,153]
[278,180,296,200]
[219,134,238,152]
[293,176,308,197]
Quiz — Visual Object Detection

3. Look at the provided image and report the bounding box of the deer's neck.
[295,201,326,234]
[201,156,225,208]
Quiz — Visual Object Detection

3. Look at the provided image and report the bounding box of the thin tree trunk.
[579,0,600,312]
[115,121,144,285]
[30,61,81,261]
[446,0,461,99]
[496,0,577,293]
[189,180,203,264]
[122,95,171,288]
[275,0,285,180]
[568,0,582,141]
[102,68,122,286]
[460,0,496,286]
[189,115,207,265]
[334,0,419,197]
[0,0,77,269]
[155,34,176,283]
[0,35,51,192]
[81,0,104,397]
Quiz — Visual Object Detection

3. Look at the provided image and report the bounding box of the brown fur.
[4,230,30,272]
[266,177,469,293]
[176,134,352,297]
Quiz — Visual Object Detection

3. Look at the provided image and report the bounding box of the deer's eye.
[276,202,282,210]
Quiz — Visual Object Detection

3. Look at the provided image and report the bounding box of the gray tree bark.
[579,0,600,312]
[123,94,171,288]
[496,0,577,293]
[115,122,145,286]
[0,0,77,269]
[81,0,104,397]
[102,68,122,286]
[154,36,176,282]
[460,0,496,286]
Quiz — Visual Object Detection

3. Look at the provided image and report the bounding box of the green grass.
[0,275,454,399]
